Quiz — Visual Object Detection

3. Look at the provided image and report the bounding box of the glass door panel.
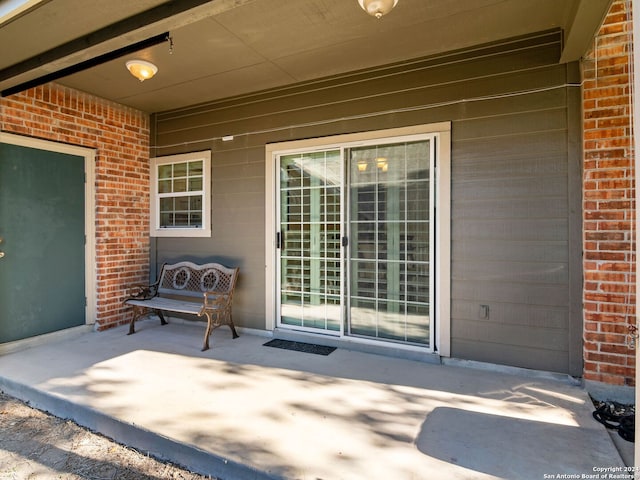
[276,137,433,347]
[279,150,342,333]
[348,141,432,345]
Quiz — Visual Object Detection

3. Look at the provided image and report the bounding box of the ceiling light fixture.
[126,60,158,81]
[358,0,398,18]
[1,33,168,97]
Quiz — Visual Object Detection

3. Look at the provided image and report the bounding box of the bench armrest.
[126,283,158,301]
[201,291,231,309]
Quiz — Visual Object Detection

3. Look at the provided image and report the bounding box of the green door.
[0,143,85,343]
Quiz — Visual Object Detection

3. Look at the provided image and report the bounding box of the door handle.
[0,252,4,259]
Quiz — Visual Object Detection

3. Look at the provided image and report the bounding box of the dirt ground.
[0,392,214,479]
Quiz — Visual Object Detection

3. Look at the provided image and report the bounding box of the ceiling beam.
[1,33,168,97]
[560,0,613,62]
[0,0,216,82]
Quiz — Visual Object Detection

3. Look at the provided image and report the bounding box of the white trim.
[340,145,347,338]
[150,150,212,238]
[0,132,97,326]
[266,123,451,155]
[435,128,451,357]
[264,123,452,355]
[631,0,640,466]
[265,148,277,331]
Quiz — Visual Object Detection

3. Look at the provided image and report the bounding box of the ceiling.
[0,0,612,113]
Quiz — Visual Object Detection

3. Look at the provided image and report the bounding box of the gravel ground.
[0,392,214,479]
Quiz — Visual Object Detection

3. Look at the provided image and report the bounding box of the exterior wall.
[0,83,150,330]
[582,0,636,388]
[152,30,584,375]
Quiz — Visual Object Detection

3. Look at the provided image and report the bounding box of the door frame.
[0,132,96,327]
[265,123,451,356]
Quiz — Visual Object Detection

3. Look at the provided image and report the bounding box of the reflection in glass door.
[348,141,432,345]
[278,150,343,333]
[276,138,433,347]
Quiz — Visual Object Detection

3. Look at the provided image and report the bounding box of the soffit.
[0,0,613,113]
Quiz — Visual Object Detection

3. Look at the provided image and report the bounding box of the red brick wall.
[0,82,150,330]
[582,0,636,387]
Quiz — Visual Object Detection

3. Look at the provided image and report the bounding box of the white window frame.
[265,123,451,357]
[150,150,211,238]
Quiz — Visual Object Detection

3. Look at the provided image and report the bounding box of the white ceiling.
[0,0,612,113]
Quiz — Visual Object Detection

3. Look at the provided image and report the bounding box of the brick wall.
[582,0,636,387]
[0,82,150,330]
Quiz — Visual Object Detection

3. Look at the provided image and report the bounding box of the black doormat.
[263,339,336,356]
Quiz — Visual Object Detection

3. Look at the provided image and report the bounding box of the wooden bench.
[124,261,239,351]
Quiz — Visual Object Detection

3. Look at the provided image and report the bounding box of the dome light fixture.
[358,0,398,18]
[125,60,158,81]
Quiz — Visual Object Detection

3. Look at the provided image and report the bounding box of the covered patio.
[1,0,637,405]
[0,321,626,479]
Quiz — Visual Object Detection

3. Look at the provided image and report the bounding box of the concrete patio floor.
[0,319,629,479]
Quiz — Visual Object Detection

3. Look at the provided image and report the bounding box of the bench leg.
[229,314,239,339]
[200,311,239,350]
[201,312,213,351]
[128,306,167,335]
[155,310,168,326]
[128,306,145,335]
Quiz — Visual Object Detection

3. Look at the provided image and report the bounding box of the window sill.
[151,227,211,238]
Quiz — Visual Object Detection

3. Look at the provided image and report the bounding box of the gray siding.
[151,29,582,375]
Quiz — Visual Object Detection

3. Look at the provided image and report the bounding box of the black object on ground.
[593,401,635,443]
[263,339,336,356]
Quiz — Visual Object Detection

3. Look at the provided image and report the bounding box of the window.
[150,151,211,237]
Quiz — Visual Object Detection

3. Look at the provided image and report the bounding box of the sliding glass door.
[278,150,343,333]
[276,137,434,346]
[348,141,432,344]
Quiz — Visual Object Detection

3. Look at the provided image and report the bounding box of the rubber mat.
[263,339,336,356]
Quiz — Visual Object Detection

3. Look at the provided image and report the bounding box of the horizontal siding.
[156,35,561,127]
[452,280,570,306]
[452,319,568,350]
[454,198,568,220]
[454,241,568,263]
[452,301,569,329]
[151,29,581,374]
[453,218,568,242]
[452,339,569,374]
[450,79,572,371]
[154,31,564,150]
[453,259,569,284]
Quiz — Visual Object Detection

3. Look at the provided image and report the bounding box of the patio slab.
[0,320,628,479]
